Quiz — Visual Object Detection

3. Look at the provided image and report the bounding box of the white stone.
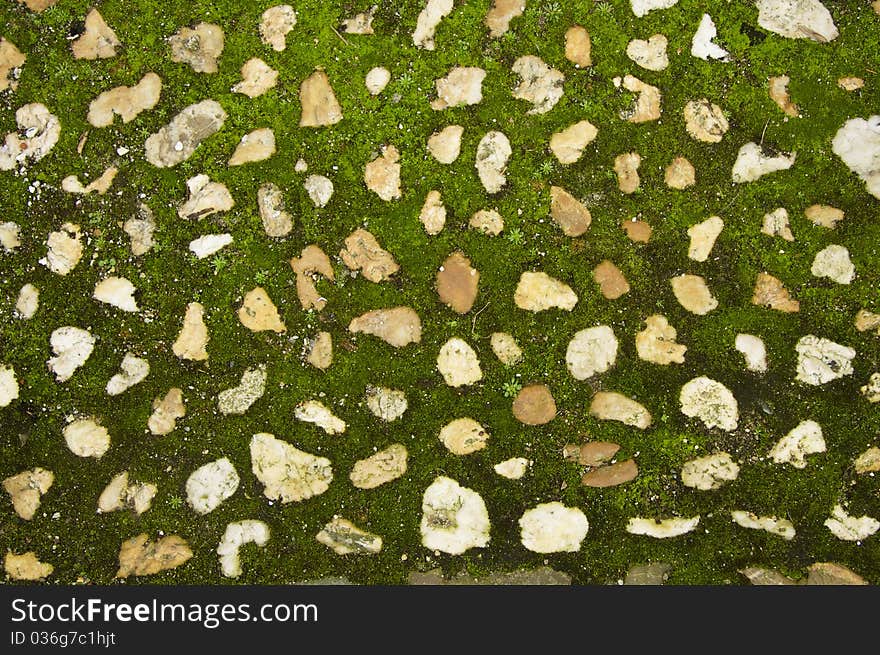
[511,55,565,115]
[691,14,729,60]
[475,131,511,193]
[365,386,408,422]
[735,334,768,373]
[365,67,391,95]
[732,142,796,183]
[93,276,138,312]
[810,244,854,284]
[756,0,838,43]
[626,516,700,538]
[97,472,157,515]
[437,337,482,387]
[0,365,19,407]
[40,223,83,275]
[679,376,739,431]
[189,233,233,259]
[186,458,240,515]
[795,335,855,385]
[105,353,149,396]
[519,503,588,553]
[47,327,95,382]
[824,505,879,541]
[412,0,453,50]
[681,452,740,490]
[687,216,724,261]
[565,326,618,380]
[0,103,60,170]
[494,457,530,480]
[294,400,346,434]
[514,271,578,312]
[420,476,490,555]
[217,520,270,578]
[769,420,826,468]
[631,0,679,18]
[730,511,796,540]
[626,34,669,71]
[832,116,880,200]
[63,418,110,458]
[490,332,522,365]
[304,174,333,208]
[250,432,333,503]
[0,222,20,252]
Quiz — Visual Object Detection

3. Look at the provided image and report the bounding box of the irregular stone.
[566,326,618,380]
[88,73,162,127]
[409,567,571,585]
[564,25,592,68]
[854,447,880,474]
[413,0,453,50]
[250,432,332,503]
[805,204,844,229]
[4,552,53,581]
[365,67,391,95]
[218,520,270,578]
[15,284,38,319]
[631,0,679,17]
[752,272,799,312]
[671,274,718,315]
[317,517,382,555]
[3,468,53,520]
[348,307,422,347]
[63,417,110,458]
[626,34,668,71]
[795,335,855,385]
[419,190,447,234]
[260,5,296,51]
[439,417,489,455]
[614,152,641,193]
[861,373,880,403]
[228,128,275,166]
[491,332,522,365]
[17,0,58,11]
[98,471,157,515]
[806,562,867,585]
[665,156,696,189]
[756,0,838,42]
[145,100,226,168]
[761,207,794,241]
[189,233,233,259]
[169,22,223,73]
[549,121,597,166]
[589,392,652,429]
[494,457,530,479]
[475,131,511,193]
[769,419,826,468]
[257,183,292,237]
[0,222,20,252]
[218,366,267,415]
[625,563,671,585]
[691,13,729,60]
[365,386,407,422]
[291,245,334,311]
[811,244,854,284]
[340,7,375,34]
[303,174,333,208]
[512,55,564,114]
[341,229,398,282]
[294,400,346,435]
[238,287,286,333]
[549,186,591,236]
[515,271,577,312]
[679,376,738,431]
[93,276,138,312]
[61,166,118,195]
[47,326,94,382]
[71,9,120,60]
[470,209,504,236]
[349,444,408,489]
[148,388,185,436]
[731,511,796,540]
[687,215,724,262]
[116,534,192,578]
[512,384,556,425]
[106,353,149,395]
[306,331,333,370]
[627,516,700,538]
[832,116,880,199]
[427,125,463,164]
[622,218,653,242]
[299,70,343,127]
[824,505,879,541]
[430,66,486,110]
[0,38,25,92]
[232,58,278,98]
[838,76,864,91]
[420,476,490,554]
[565,441,620,467]
[582,460,638,487]
[173,303,209,361]
[684,99,729,143]
[437,337,482,387]
[618,75,661,123]
[186,458,239,515]
[436,252,479,313]
[520,503,588,553]
[769,75,800,116]
[736,334,768,373]
[855,309,880,333]
[123,203,156,256]
[732,142,796,183]
[364,145,401,200]
[593,260,630,299]
[0,365,19,407]
[0,103,60,170]
[636,315,686,365]
[485,0,525,37]
[682,452,740,490]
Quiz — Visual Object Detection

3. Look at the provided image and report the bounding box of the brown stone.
[581,459,638,487]
[565,441,620,467]
[622,219,652,243]
[593,260,630,300]
[769,75,799,117]
[299,70,342,127]
[614,152,641,193]
[291,245,334,311]
[665,156,696,189]
[340,230,398,282]
[306,332,333,370]
[752,272,800,313]
[550,186,591,237]
[512,384,556,425]
[436,252,480,314]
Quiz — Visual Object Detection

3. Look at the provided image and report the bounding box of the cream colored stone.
[0,365,19,408]
[736,334,768,373]
[475,131,511,193]
[250,432,332,503]
[795,335,854,385]
[805,204,844,228]
[228,128,275,166]
[752,272,800,312]
[260,5,297,51]
[684,99,729,143]
[148,388,185,436]
[519,503,588,553]
[62,166,118,195]
[98,471,157,515]
[681,452,740,490]
[218,366,267,415]
[0,222,20,252]
[469,209,504,235]
[769,75,799,116]
[218,520,270,578]
[671,274,717,315]
[189,233,233,260]
[614,152,641,193]
[15,284,38,320]
[549,121,597,165]
[761,208,794,241]
[419,190,446,234]
[303,174,333,208]
[861,373,880,403]
[731,511,796,540]
[431,66,486,110]
[238,287,286,333]
[855,447,880,474]
[439,417,489,455]
[490,332,522,365]
[341,229,398,282]
[825,505,879,541]
[756,0,838,42]
[565,26,592,67]
[106,353,149,396]
[665,156,696,189]
[494,457,530,480]
[855,309,880,334]
[687,215,724,262]
[0,38,25,92]
[589,392,652,429]
[679,377,738,431]
[626,34,668,71]
[349,444,408,489]
[3,468,53,520]
[811,244,854,284]
[88,73,162,127]
[93,276,138,313]
[427,125,463,164]
[832,116,880,200]
[341,7,375,34]
[145,100,226,168]
[413,0,453,50]
[363,385,406,424]
[566,326,618,380]
[71,9,120,60]
[691,13,729,60]
[294,400,346,435]
[732,142,796,183]
[512,55,564,114]
[485,0,525,37]
[47,326,94,382]
[636,315,686,365]
[0,103,60,170]
[290,244,334,311]
[365,67,391,95]
[232,58,278,98]
[631,0,678,17]
[186,458,239,515]
[169,22,224,73]
[124,203,156,256]
[769,420,826,468]
[4,552,53,580]
[348,307,422,347]
[437,337,482,387]
[173,303,209,361]
[619,75,661,123]
[317,517,382,555]
[627,516,700,538]
[364,145,401,200]
[420,476,490,554]
[257,183,292,237]
[306,332,333,370]
[116,534,192,578]
[63,417,110,458]
[40,223,82,275]
[838,77,864,91]
[299,70,342,127]
[514,271,577,312]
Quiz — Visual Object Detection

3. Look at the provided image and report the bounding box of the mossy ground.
[1,0,878,585]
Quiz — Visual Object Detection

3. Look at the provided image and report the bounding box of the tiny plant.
[505,227,525,245]
[501,378,522,398]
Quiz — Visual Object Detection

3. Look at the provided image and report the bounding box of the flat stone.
[413,0,453,50]
[116,534,192,578]
[341,229,399,282]
[636,315,686,365]
[682,452,740,490]
[3,468,53,520]
[0,103,60,170]
[437,337,482,387]
[470,209,504,235]
[566,441,620,467]
[684,99,729,142]
[145,100,226,168]
[47,326,94,382]
[485,0,525,37]
[106,353,149,396]
[0,222,20,252]
[811,244,854,284]
[631,0,679,17]
[622,218,653,242]
[436,252,479,313]
[806,562,867,585]
[63,417,110,458]
[687,215,724,262]
[186,458,239,515]
[0,38,26,92]
[732,142,796,183]
[549,186,592,236]
[824,505,879,541]
[257,183,292,237]
[838,76,864,91]
[15,283,39,319]
[691,13,729,60]
[40,222,83,276]
[294,400,347,435]
[769,75,799,116]
[581,459,638,487]
[756,0,838,42]
[832,116,880,199]
[665,156,696,189]
[348,307,422,347]
[71,9,120,60]
[365,386,408,422]
[565,25,592,67]
[427,125,464,163]
[752,272,800,312]
[512,55,564,114]
[566,325,618,379]
[805,204,844,228]
[795,335,855,385]
[4,552,53,581]
[93,276,138,312]
[169,22,223,72]
[550,120,597,165]
[62,166,118,195]
[593,260,630,299]
[626,516,700,538]
[740,567,796,585]
[123,203,156,256]
[238,287,286,333]
[589,392,652,429]
[419,190,447,235]
[761,207,794,240]
[731,511,796,540]
[98,471,157,515]
[228,128,275,166]
[671,274,718,315]
[490,332,522,365]
[512,384,556,425]
[317,517,383,555]
[0,365,19,407]
[515,271,577,312]
[299,70,343,127]
[306,332,333,370]
[148,388,185,436]
[420,476,490,554]
[625,563,671,585]
[476,131,511,193]
[218,520,270,578]
[260,5,296,51]
[520,503,589,553]
[189,233,233,259]
[304,174,333,207]
[679,377,739,431]
[619,75,661,123]
[626,34,668,71]
[494,457,530,479]
[232,58,277,98]
[341,7,375,34]
[173,303,209,361]
[439,417,489,455]
[736,334,768,373]
[88,73,162,127]
[769,419,826,468]
[250,432,333,503]
[365,67,391,95]
[430,66,486,110]
[217,366,267,415]
[614,152,641,193]
[855,309,880,333]
[364,145,401,200]
[861,373,880,403]
[409,567,571,586]
[350,444,408,489]
[854,447,880,474]
[290,244,334,311]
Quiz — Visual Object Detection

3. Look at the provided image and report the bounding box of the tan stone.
[98,471,157,515]
[855,309,880,334]
[671,274,718,315]
[260,5,297,51]
[71,9,120,60]
[622,218,653,242]
[427,125,464,164]
[341,7,375,34]
[515,271,577,312]
[582,460,638,487]
[430,67,486,110]
[512,55,564,114]
[564,26,592,67]
[512,384,556,425]
[0,103,61,170]
[238,287,286,333]
[687,215,724,262]
[178,174,234,220]
[565,441,619,467]
[485,0,525,37]
[419,190,446,234]
[636,315,686,364]
[364,145,401,200]
[348,307,422,347]
[3,468,53,520]
[0,38,26,92]
[228,128,275,166]
[437,337,482,386]
[149,388,185,435]
[250,433,332,503]
[169,22,223,73]
[299,70,342,127]
[88,73,162,127]
[144,100,226,168]
[439,418,489,455]
[762,208,794,241]
[589,392,652,429]
[805,204,844,228]
[684,99,729,142]
[550,120,597,165]
[290,244,334,311]
[116,534,192,578]
[769,75,799,116]
[257,183,293,238]
[349,444,408,489]
[665,156,696,189]
[61,166,118,195]
[413,0,453,50]
[614,152,641,193]
[626,34,668,71]
[470,209,504,236]
[619,75,661,123]
[490,332,522,365]
[732,142,796,183]
[593,260,630,300]
[854,447,880,474]
[740,568,796,585]
[806,562,867,585]
[232,58,278,98]
[475,131,512,194]
[306,332,333,370]
[17,0,57,11]
[838,77,864,91]
[340,230,397,282]
[317,517,382,555]
[436,252,479,314]
[4,552,53,580]
[752,272,800,312]
[173,303,209,361]
[550,186,591,237]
